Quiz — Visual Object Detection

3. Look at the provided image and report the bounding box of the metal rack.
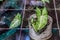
[0,0,60,40]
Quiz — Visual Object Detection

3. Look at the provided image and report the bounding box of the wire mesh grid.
[0,0,60,40]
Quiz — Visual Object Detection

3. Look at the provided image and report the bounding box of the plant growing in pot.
[28,0,53,40]
[31,7,48,33]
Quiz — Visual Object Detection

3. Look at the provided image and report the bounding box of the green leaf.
[38,7,48,30]
[10,13,22,28]
[31,18,38,32]
[38,15,48,30]
[42,7,48,15]
[31,7,48,32]
[36,7,41,18]
[41,0,50,3]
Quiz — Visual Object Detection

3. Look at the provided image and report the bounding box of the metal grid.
[0,0,60,40]
[53,0,60,36]
[21,0,60,40]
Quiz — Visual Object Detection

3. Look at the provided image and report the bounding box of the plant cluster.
[31,0,50,32]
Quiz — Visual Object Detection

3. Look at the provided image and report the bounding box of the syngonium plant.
[31,7,48,32]
[30,0,50,32]
[10,13,22,28]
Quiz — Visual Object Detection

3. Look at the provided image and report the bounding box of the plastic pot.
[28,14,53,40]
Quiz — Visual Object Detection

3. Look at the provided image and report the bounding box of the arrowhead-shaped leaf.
[31,7,48,32]
[10,13,22,28]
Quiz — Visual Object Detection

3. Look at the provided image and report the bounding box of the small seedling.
[31,7,48,32]
[10,13,22,28]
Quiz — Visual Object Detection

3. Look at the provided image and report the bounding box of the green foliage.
[41,0,50,3]
[31,7,48,32]
[10,13,22,28]
[0,13,22,40]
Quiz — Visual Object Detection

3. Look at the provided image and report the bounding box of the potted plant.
[28,0,53,40]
